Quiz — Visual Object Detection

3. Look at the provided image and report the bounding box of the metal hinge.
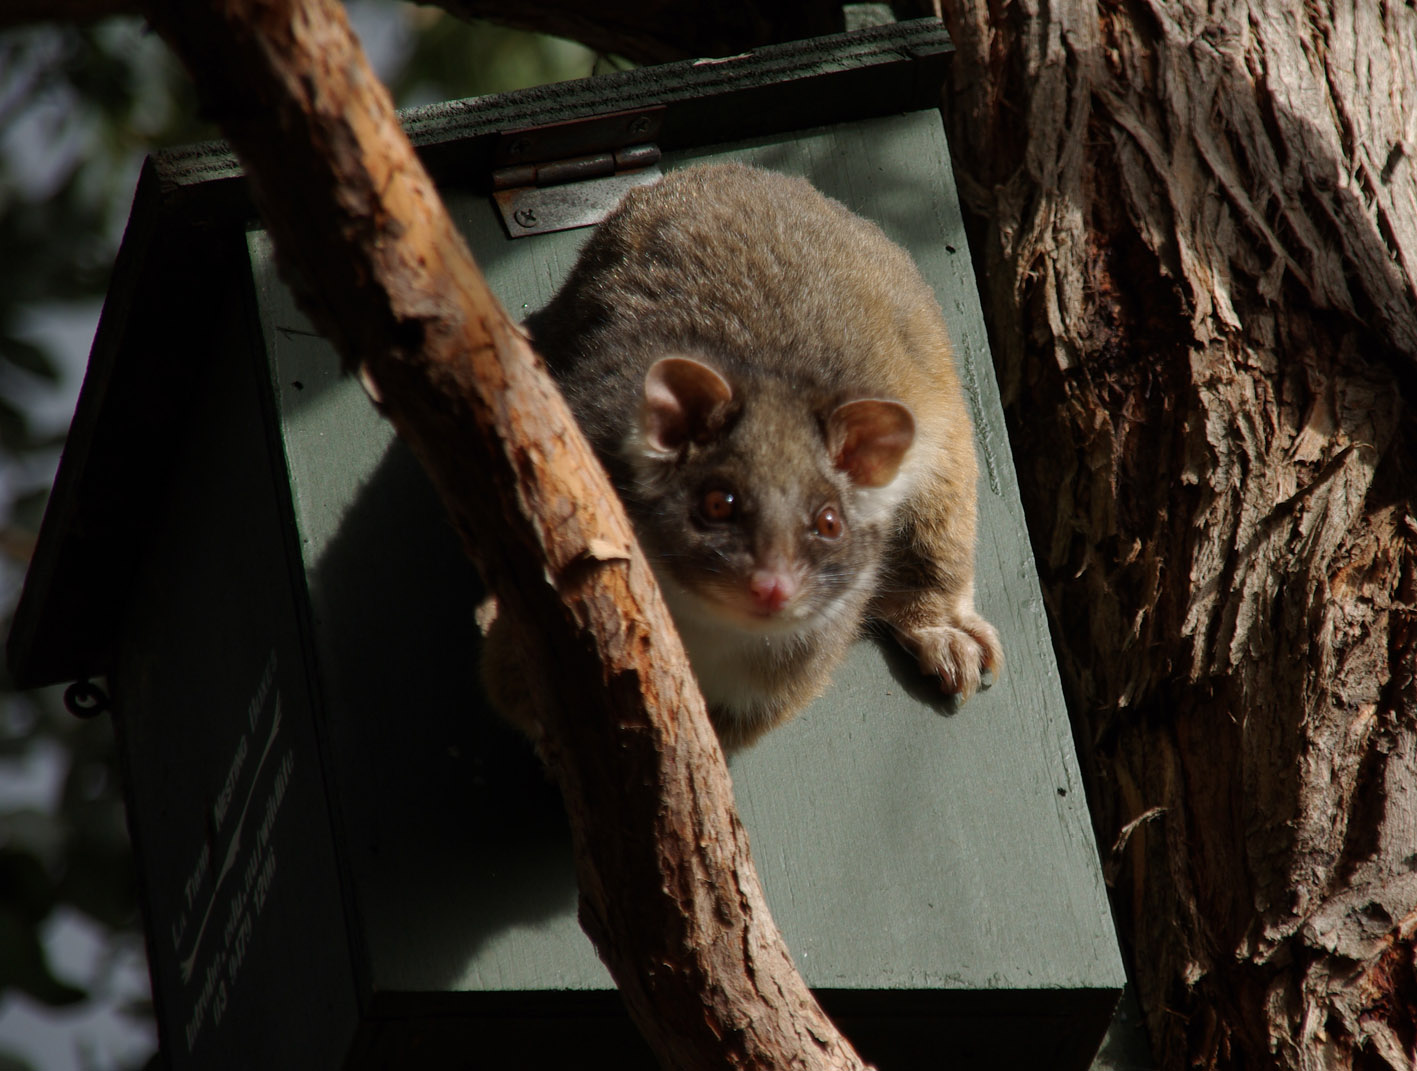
[491,107,666,238]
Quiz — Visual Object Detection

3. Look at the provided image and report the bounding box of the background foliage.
[0,8,616,1067]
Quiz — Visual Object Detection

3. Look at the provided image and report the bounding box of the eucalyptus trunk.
[938,1,1417,1067]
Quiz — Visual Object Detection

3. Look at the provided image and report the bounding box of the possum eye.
[698,488,738,523]
[814,505,844,539]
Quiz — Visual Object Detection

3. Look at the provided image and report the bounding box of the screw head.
[513,207,539,229]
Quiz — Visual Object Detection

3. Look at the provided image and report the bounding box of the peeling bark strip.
[139,0,868,1067]
[939,1,1417,1069]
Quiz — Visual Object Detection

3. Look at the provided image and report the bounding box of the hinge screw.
[513,208,539,229]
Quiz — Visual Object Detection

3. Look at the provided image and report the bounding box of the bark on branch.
[137,0,869,1067]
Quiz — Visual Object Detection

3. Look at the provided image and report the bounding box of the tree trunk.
[937,1,1417,1068]
[136,0,869,1067]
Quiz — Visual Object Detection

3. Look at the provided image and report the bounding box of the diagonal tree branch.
[135,0,870,1067]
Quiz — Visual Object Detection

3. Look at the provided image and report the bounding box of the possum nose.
[749,570,797,613]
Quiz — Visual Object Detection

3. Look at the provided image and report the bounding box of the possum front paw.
[894,610,1003,702]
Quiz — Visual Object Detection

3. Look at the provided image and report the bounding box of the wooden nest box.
[6,21,1124,1070]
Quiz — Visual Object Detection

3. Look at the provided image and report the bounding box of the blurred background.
[0,8,623,1067]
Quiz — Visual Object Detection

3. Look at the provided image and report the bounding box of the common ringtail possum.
[486,163,1002,750]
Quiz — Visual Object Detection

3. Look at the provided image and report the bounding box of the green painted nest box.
[6,21,1123,1070]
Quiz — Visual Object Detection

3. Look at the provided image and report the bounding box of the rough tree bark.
[937,3,1417,1070]
[129,0,870,1068]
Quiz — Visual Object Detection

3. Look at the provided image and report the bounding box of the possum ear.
[828,399,916,487]
[642,357,736,451]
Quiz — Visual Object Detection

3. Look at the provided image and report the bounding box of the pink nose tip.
[749,570,796,613]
